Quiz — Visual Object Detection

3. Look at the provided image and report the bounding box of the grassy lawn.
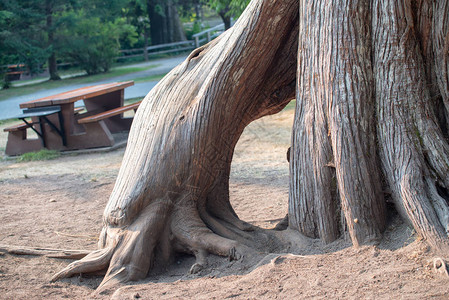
[0,64,161,102]
[134,74,166,83]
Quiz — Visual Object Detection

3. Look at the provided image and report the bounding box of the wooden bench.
[6,81,135,155]
[5,64,26,81]
[78,101,141,124]
[6,71,24,81]
[3,122,35,133]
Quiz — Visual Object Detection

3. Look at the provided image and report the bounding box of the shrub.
[59,11,127,75]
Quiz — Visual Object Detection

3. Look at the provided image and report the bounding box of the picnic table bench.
[5,64,26,81]
[4,81,140,156]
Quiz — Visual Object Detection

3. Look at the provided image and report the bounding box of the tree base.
[51,211,310,293]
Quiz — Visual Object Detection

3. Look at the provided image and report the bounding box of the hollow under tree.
[52,0,449,292]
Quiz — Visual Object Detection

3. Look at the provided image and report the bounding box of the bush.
[59,11,131,75]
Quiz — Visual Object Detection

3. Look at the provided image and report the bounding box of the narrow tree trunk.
[143,28,149,61]
[52,0,299,291]
[46,0,60,81]
[148,1,167,45]
[195,4,203,23]
[166,1,187,42]
[219,11,232,30]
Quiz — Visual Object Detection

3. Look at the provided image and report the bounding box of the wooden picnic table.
[4,81,139,155]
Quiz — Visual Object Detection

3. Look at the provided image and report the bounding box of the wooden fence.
[116,23,226,62]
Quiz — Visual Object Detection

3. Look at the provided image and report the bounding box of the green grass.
[17,149,61,162]
[283,100,296,111]
[124,97,144,105]
[0,64,160,102]
[134,74,166,83]
[0,118,16,126]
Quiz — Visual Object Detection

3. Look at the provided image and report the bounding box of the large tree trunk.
[372,0,449,251]
[289,0,386,245]
[52,0,299,291]
[289,0,449,251]
[53,0,449,292]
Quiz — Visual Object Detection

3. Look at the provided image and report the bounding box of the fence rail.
[117,23,227,62]
[191,23,225,48]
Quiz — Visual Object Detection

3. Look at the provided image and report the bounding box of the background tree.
[51,0,449,293]
[0,9,18,88]
[146,0,187,45]
[0,0,55,78]
[58,9,137,75]
[122,0,151,60]
[0,0,139,78]
[206,0,249,29]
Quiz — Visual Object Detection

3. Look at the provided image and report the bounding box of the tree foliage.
[0,0,246,81]
[0,0,137,78]
[0,0,55,75]
[58,10,136,74]
[205,0,249,29]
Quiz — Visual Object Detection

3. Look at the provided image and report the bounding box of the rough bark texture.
[288,0,449,251]
[290,0,386,246]
[372,0,449,251]
[53,0,299,291]
[53,0,449,292]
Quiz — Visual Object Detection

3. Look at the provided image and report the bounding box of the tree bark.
[52,0,299,291]
[53,0,449,292]
[290,0,385,246]
[372,0,449,251]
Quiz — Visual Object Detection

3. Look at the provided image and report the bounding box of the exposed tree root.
[51,199,298,293]
[51,0,449,294]
[52,0,300,292]
[0,245,90,259]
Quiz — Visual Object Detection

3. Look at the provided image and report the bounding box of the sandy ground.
[1,106,449,299]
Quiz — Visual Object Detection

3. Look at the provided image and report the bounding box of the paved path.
[0,55,187,120]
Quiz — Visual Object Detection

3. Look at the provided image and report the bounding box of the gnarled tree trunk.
[52,0,299,291]
[53,0,449,292]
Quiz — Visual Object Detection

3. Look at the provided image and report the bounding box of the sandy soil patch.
[1,107,448,299]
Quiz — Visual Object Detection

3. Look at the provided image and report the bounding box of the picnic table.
[4,81,141,156]
[5,64,26,81]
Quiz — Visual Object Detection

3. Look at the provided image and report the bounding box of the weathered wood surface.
[52,0,449,293]
[53,0,299,291]
[78,101,141,124]
[290,0,385,245]
[19,81,134,108]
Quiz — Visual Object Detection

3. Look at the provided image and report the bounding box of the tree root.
[51,247,114,282]
[50,195,268,293]
[0,244,90,259]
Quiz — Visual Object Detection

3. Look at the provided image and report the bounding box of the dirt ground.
[1,106,449,299]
